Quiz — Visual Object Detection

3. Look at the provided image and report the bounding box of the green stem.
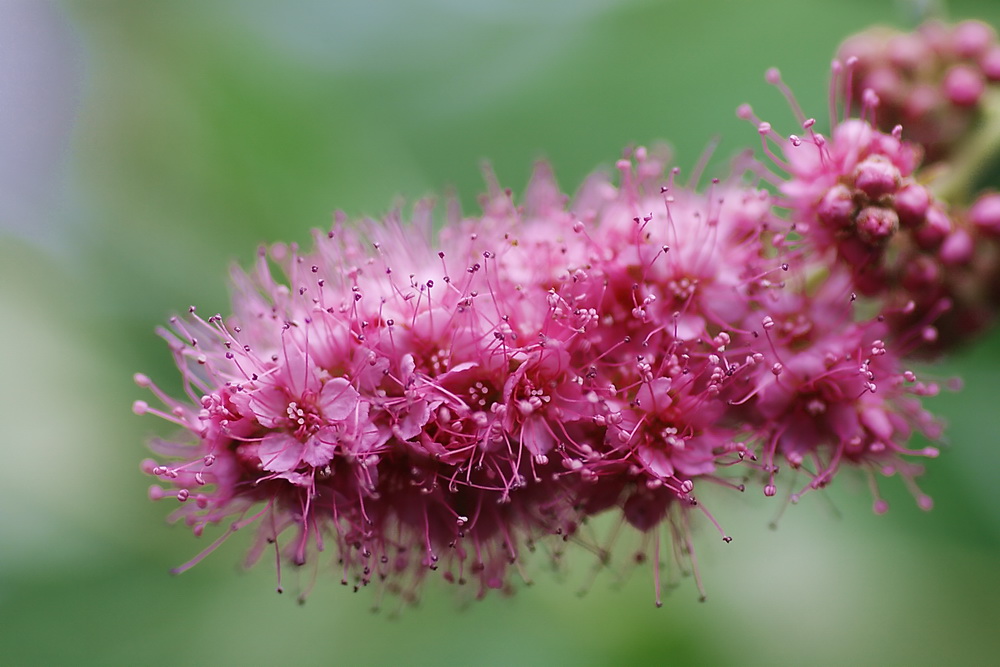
[929,89,1000,205]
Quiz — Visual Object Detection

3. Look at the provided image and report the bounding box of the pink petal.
[274,471,311,487]
[860,405,894,441]
[319,378,360,421]
[303,428,338,467]
[829,403,862,442]
[274,334,322,396]
[396,400,430,441]
[673,437,718,476]
[520,416,555,457]
[248,387,289,428]
[638,446,675,478]
[635,377,672,412]
[357,421,391,452]
[400,353,416,382]
[258,433,303,472]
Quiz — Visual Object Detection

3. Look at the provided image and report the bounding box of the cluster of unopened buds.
[135,18,1000,606]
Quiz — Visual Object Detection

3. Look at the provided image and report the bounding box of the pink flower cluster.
[744,21,1000,355]
[838,19,1000,163]
[136,19,1000,605]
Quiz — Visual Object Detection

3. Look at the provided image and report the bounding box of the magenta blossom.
[137,42,963,603]
[138,151,804,604]
[749,318,940,512]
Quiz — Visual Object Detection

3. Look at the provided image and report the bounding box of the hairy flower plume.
[132,19,1000,606]
[136,153,765,603]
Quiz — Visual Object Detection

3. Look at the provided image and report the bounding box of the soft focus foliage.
[3,1,1000,666]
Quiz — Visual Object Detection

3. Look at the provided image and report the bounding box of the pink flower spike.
[133,36,961,605]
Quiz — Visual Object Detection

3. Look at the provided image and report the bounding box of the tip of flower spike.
[736,103,754,120]
[132,400,149,415]
[134,373,151,388]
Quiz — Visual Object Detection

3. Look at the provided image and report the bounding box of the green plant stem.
[930,89,1000,204]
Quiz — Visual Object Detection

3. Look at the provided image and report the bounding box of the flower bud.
[854,155,901,199]
[968,192,1000,235]
[856,206,899,244]
[817,184,856,227]
[943,64,985,106]
[914,206,952,250]
[895,182,931,227]
[939,228,974,265]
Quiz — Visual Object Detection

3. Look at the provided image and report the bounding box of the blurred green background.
[3,1,1000,665]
